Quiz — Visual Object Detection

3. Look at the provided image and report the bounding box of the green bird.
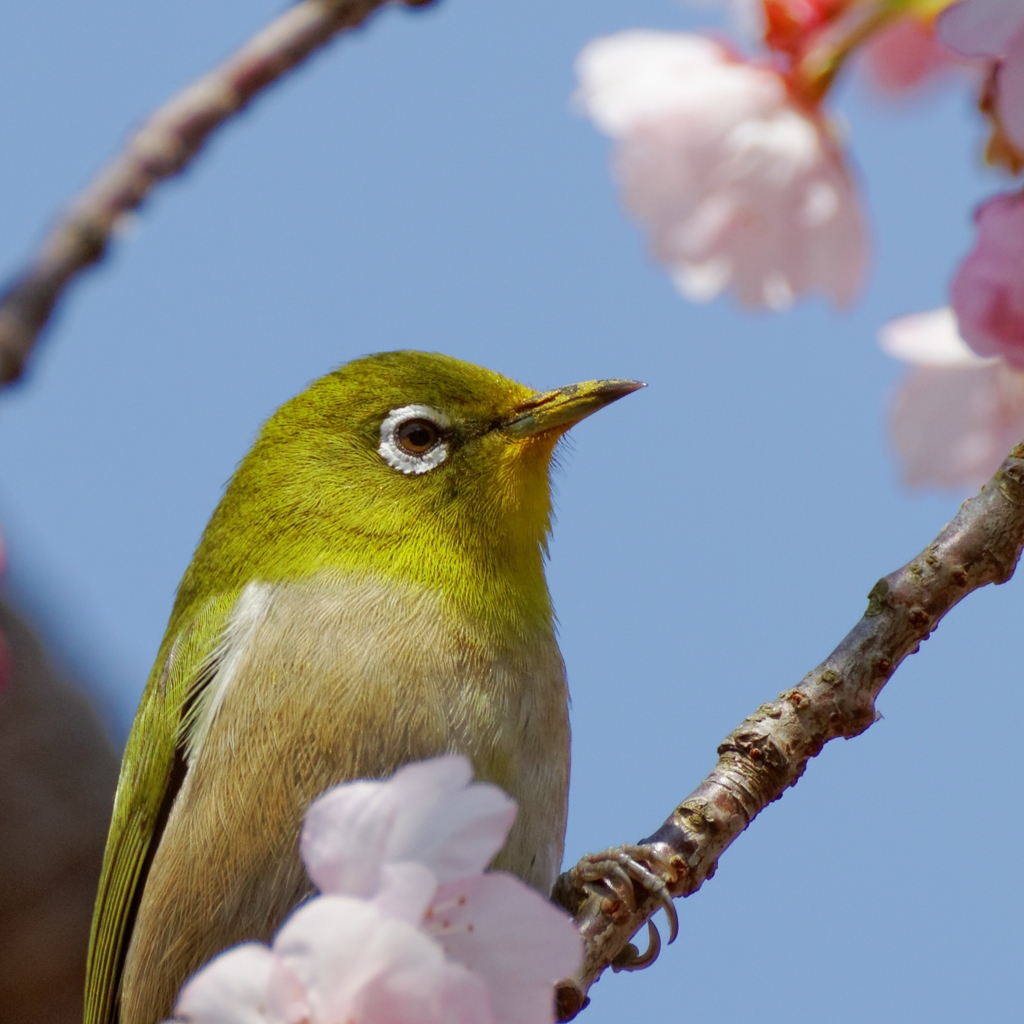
[85,350,643,1024]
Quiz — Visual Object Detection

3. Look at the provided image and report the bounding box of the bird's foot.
[557,842,679,972]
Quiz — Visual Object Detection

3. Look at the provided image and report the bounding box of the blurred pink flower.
[939,0,1024,148]
[880,306,1024,488]
[863,16,960,92]
[939,0,1023,56]
[950,191,1024,368]
[169,757,582,1024]
[575,30,868,309]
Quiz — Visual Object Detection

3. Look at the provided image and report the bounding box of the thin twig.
[0,0,431,386]
[553,442,1024,1020]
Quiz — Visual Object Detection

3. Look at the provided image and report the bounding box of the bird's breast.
[121,571,570,1023]
[187,570,570,889]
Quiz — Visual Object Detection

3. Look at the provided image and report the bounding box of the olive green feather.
[85,593,236,1024]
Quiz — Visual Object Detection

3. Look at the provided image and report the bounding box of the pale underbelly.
[119,576,570,1024]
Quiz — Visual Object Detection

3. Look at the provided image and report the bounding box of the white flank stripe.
[186,581,275,765]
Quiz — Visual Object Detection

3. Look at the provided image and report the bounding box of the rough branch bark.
[0,0,430,387]
[553,442,1024,1020]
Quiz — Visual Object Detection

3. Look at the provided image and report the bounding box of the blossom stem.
[793,0,946,104]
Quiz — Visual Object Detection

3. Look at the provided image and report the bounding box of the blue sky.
[1,1,1020,1021]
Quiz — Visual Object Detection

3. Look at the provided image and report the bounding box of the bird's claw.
[611,919,661,972]
[572,842,679,969]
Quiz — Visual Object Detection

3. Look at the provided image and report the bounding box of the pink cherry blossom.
[300,755,517,900]
[880,306,1024,488]
[173,898,493,1024]
[950,191,1024,368]
[275,896,492,1024]
[172,944,290,1024]
[575,30,868,309]
[862,16,960,93]
[939,0,1024,148]
[939,0,1023,57]
[169,757,582,1024]
[426,874,581,1024]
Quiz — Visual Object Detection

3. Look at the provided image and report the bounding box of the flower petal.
[863,16,960,92]
[576,30,868,310]
[171,944,282,1024]
[938,0,1024,57]
[301,756,517,897]
[372,861,439,925]
[275,895,494,1024]
[880,305,1024,488]
[301,779,399,897]
[888,361,1024,488]
[428,874,583,1024]
[575,30,733,134]
[951,192,1024,368]
[879,307,996,366]
[999,23,1024,150]
[353,959,491,1024]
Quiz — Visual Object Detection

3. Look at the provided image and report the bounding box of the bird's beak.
[502,379,646,438]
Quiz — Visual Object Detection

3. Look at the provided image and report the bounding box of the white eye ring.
[378,404,451,475]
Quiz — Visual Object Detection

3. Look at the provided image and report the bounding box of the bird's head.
[179,351,642,636]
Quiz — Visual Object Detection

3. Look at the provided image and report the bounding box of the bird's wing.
[84,595,237,1024]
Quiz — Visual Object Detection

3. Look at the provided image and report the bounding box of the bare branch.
[0,0,430,387]
[554,443,1024,1019]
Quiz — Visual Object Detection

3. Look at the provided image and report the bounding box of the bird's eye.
[396,418,440,455]
[378,405,451,475]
